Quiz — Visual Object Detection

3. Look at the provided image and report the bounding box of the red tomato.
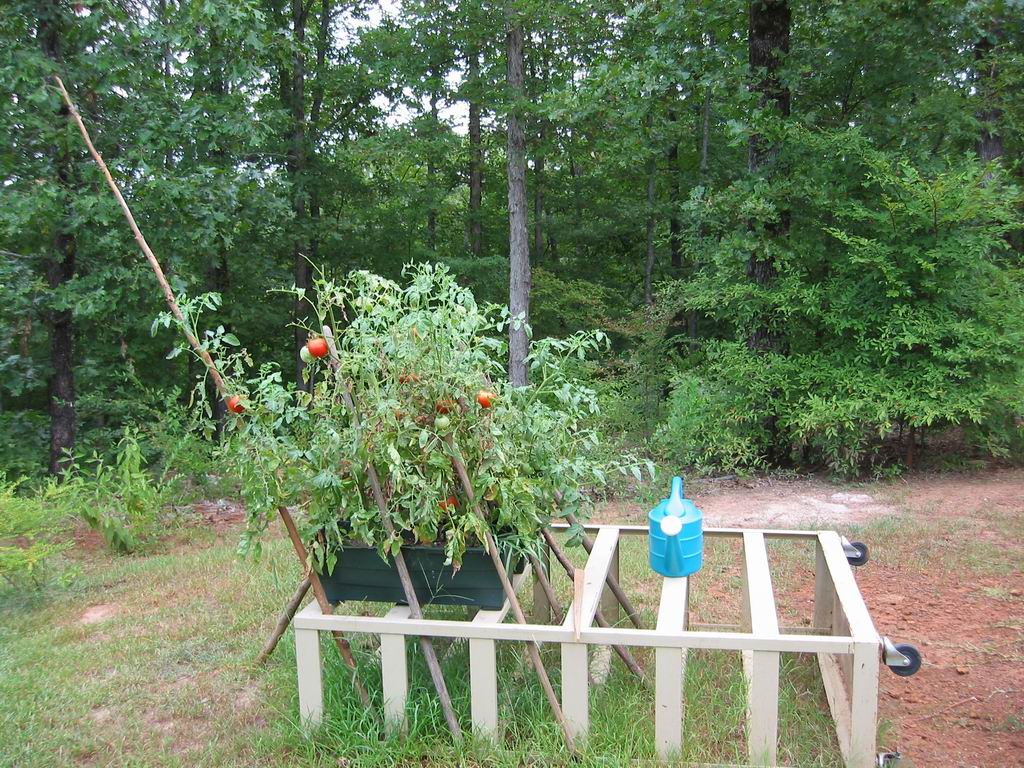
[435,399,454,414]
[476,390,496,409]
[306,337,329,358]
[227,395,245,414]
[437,496,458,511]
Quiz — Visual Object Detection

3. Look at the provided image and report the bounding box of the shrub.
[655,368,766,473]
[661,131,1024,475]
[69,428,171,553]
[0,476,72,587]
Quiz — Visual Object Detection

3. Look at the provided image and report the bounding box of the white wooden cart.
[294,525,896,768]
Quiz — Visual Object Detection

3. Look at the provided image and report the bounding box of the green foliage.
[656,367,766,473]
[191,264,650,568]
[663,138,1024,475]
[69,428,172,553]
[0,476,72,586]
[1,0,1022,482]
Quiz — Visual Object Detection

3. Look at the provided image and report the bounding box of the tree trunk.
[427,89,439,250]
[668,112,681,270]
[570,155,582,263]
[643,153,656,306]
[746,0,790,352]
[506,14,530,387]
[546,206,557,263]
[289,0,311,389]
[689,80,713,346]
[41,1,76,476]
[699,82,712,182]
[974,33,1003,163]
[532,47,546,262]
[533,149,544,260]
[467,48,483,257]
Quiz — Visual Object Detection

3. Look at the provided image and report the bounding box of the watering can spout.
[667,476,685,516]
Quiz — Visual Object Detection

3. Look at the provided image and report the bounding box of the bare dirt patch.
[191,498,246,530]
[596,475,897,528]
[79,604,118,625]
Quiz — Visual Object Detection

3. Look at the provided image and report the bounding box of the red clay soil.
[599,468,1024,768]
[863,567,1023,768]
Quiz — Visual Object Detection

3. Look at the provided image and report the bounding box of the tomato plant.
[180,264,651,569]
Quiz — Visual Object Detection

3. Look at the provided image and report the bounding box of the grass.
[0,526,851,767]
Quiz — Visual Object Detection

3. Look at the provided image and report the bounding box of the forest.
[2,0,1022,486]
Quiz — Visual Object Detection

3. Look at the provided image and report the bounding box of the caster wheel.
[888,643,921,677]
[846,541,869,566]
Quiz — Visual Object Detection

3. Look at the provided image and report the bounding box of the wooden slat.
[813,540,835,634]
[818,652,853,765]
[817,532,879,642]
[848,641,880,768]
[741,531,779,767]
[295,627,323,727]
[561,641,589,739]
[470,608,501,739]
[561,527,620,633]
[821,641,881,768]
[655,576,689,759]
[295,603,855,653]
[380,605,411,734]
[550,523,821,540]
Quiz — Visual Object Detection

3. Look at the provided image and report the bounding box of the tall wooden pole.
[51,75,371,709]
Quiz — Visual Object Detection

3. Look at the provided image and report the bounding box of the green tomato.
[300,345,314,364]
[434,415,451,431]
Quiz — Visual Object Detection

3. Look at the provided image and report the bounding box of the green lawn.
[0,527,848,767]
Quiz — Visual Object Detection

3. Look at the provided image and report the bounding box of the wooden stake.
[564,511,643,629]
[528,554,645,682]
[51,75,370,709]
[445,435,577,753]
[527,554,564,624]
[321,327,463,742]
[278,506,372,704]
[52,76,226,397]
[256,577,310,666]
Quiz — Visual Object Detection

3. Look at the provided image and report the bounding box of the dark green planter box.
[320,544,524,610]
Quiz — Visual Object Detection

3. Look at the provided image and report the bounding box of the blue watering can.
[648,476,703,578]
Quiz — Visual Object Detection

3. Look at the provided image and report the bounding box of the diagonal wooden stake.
[321,327,463,741]
[444,434,577,753]
[256,577,310,666]
[539,530,646,682]
[51,75,371,709]
[527,554,564,624]
[564,510,643,629]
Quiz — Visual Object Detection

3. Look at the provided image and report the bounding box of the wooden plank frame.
[740,531,780,766]
[293,526,883,768]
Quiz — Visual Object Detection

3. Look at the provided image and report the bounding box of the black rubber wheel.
[888,643,921,677]
[847,541,869,567]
